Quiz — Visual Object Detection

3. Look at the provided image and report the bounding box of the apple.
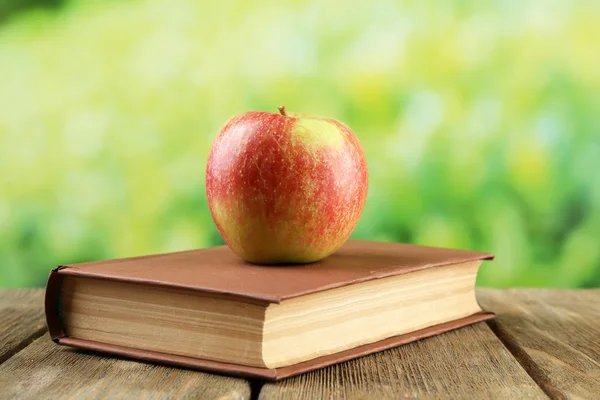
[206,106,368,264]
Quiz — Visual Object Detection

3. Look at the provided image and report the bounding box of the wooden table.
[1,289,598,399]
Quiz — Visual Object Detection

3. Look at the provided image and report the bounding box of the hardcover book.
[45,240,494,380]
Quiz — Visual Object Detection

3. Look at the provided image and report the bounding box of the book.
[45,240,494,380]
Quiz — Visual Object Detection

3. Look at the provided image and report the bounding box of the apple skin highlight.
[206,108,368,264]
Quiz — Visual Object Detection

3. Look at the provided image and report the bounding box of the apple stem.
[278,106,287,116]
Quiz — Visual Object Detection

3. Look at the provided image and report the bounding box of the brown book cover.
[45,240,495,380]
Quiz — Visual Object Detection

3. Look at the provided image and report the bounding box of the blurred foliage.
[0,0,64,23]
[1,0,599,288]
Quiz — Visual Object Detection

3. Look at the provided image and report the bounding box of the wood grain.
[479,289,600,400]
[259,322,546,399]
[0,334,251,400]
[0,289,46,364]
[4,287,598,399]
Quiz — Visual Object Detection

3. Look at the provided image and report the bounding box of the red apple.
[206,106,368,264]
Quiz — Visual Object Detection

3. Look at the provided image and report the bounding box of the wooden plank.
[479,289,600,399]
[0,333,252,399]
[259,322,546,399]
[0,289,47,364]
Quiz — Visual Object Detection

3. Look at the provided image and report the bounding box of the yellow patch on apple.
[292,118,345,149]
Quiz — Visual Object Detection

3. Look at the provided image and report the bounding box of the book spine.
[45,268,67,342]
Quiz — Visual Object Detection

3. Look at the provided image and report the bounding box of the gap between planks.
[479,289,600,400]
[0,326,48,365]
[486,319,565,400]
[0,289,48,365]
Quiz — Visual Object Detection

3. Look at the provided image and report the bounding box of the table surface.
[0,289,598,399]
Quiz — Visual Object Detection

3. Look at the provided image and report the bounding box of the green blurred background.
[1,0,599,288]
